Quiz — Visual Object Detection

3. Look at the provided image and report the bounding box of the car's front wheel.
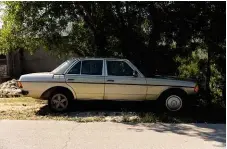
[165,95,183,111]
[48,92,70,112]
[158,91,186,112]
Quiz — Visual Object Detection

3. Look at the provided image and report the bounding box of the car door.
[104,60,147,100]
[65,59,105,100]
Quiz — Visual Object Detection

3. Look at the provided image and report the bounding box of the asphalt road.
[0,120,225,149]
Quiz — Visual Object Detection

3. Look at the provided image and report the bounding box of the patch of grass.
[0,98,107,122]
[122,112,130,122]
[0,97,45,104]
[110,118,117,122]
[74,117,106,123]
[0,97,195,123]
[0,97,225,123]
[139,113,158,123]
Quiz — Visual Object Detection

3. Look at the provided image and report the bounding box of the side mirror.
[133,70,138,77]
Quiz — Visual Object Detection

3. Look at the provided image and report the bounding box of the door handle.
[67,78,74,81]
[107,79,114,82]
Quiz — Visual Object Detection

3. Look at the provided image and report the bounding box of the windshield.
[51,59,76,74]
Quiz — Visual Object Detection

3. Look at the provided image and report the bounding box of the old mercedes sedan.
[17,58,199,112]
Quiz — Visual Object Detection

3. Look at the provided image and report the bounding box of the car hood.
[19,72,55,82]
[145,76,196,88]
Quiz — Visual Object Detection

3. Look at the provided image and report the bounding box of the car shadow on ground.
[36,100,226,123]
[36,100,158,116]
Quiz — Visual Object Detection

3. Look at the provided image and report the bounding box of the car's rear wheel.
[48,92,70,112]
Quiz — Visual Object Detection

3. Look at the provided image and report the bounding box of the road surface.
[0,120,225,149]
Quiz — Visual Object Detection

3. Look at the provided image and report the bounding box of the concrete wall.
[6,51,21,78]
[0,55,7,77]
[22,49,77,74]
[5,49,78,77]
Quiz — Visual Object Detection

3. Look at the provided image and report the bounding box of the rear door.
[65,59,105,100]
[104,60,147,100]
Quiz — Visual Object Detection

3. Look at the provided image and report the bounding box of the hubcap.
[165,95,182,111]
[51,94,68,111]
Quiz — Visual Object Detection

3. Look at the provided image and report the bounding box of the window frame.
[67,61,81,75]
[66,59,104,76]
[81,60,104,76]
[105,60,135,77]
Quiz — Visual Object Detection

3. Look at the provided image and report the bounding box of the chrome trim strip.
[20,81,194,88]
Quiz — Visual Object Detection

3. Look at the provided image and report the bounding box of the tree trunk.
[147,4,160,51]
[223,78,226,104]
[94,32,108,56]
[206,47,212,105]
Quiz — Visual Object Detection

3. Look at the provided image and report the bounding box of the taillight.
[17,81,23,88]
[194,84,199,93]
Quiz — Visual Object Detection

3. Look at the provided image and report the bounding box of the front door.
[104,60,147,100]
[65,60,104,100]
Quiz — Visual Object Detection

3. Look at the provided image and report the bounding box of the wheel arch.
[40,86,76,100]
[157,87,188,101]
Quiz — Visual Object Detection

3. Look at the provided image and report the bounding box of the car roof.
[71,57,127,61]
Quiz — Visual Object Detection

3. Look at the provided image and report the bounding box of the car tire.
[159,91,186,112]
[48,91,72,112]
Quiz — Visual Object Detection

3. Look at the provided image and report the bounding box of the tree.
[0,1,225,103]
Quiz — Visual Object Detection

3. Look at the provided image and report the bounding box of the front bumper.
[21,90,29,96]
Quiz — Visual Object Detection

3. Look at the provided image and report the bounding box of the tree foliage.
[0,1,226,101]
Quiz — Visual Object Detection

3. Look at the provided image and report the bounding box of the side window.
[107,61,133,76]
[68,61,81,74]
[81,60,103,75]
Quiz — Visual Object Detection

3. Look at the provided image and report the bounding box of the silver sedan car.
[18,58,199,112]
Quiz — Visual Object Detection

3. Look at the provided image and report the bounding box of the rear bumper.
[187,93,200,105]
